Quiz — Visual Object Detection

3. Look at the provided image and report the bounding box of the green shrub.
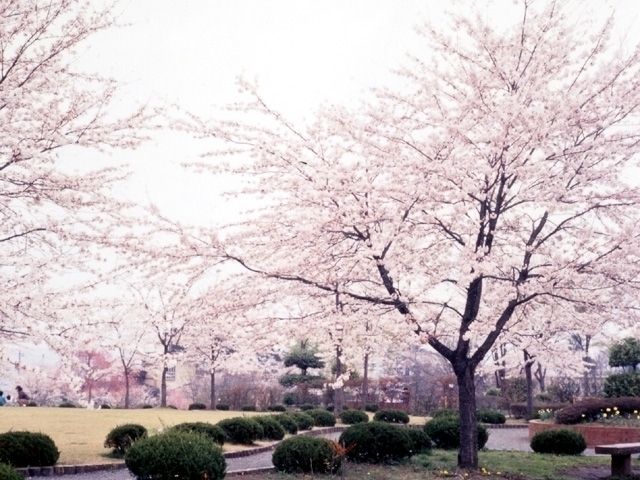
[26,402,37,407]
[141,404,153,409]
[125,430,225,480]
[217,417,261,444]
[299,404,315,411]
[485,387,501,397]
[101,404,112,409]
[339,422,412,463]
[215,404,229,410]
[170,422,225,445]
[58,402,77,408]
[272,436,341,474]
[0,431,60,467]
[530,429,586,455]
[306,409,336,427]
[241,405,257,411]
[424,416,488,450]
[430,408,458,419]
[282,393,296,406]
[555,397,640,424]
[104,424,148,456]
[289,412,314,431]
[604,372,640,397]
[253,416,286,440]
[267,405,287,412]
[274,414,299,434]
[326,405,334,412]
[365,404,379,412]
[340,410,369,424]
[373,409,410,424]
[476,408,506,424]
[510,402,566,419]
[405,428,433,454]
[0,463,21,480]
[188,403,206,410]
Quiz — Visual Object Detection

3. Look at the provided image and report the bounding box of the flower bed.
[529,420,640,447]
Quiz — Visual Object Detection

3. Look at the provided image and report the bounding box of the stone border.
[484,423,528,429]
[529,419,640,446]
[17,426,348,477]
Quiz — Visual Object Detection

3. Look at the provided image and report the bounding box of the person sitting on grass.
[15,386,29,406]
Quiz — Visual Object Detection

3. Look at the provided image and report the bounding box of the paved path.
[30,428,601,479]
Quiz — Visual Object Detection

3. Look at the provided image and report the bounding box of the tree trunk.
[534,363,546,392]
[124,369,130,409]
[361,353,369,409]
[334,346,344,414]
[161,366,167,407]
[523,351,534,419]
[455,363,478,469]
[210,369,216,410]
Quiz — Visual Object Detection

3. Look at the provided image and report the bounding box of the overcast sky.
[66,0,640,226]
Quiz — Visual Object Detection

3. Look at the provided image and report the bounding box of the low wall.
[529,420,640,446]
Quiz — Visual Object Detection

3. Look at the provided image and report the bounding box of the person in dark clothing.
[15,386,29,406]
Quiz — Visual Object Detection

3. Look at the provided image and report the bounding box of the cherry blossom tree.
[0,0,148,342]
[174,1,640,468]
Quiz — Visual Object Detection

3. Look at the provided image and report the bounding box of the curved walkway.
[25,425,586,479]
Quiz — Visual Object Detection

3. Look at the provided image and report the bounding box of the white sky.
[62,0,640,227]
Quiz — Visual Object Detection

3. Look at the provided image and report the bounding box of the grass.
[237,451,629,480]
[0,406,264,464]
[0,406,429,465]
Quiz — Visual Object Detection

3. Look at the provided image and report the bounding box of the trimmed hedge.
[0,432,60,467]
[430,408,458,419]
[555,396,640,424]
[530,430,586,455]
[365,404,379,413]
[604,373,640,398]
[406,428,432,454]
[125,431,225,480]
[424,417,488,450]
[373,409,410,424]
[339,422,412,463]
[306,409,336,427]
[215,404,229,411]
[267,405,287,412]
[0,464,21,480]
[104,424,148,456]
[188,403,207,410]
[170,422,225,445]
[476,408,506,424]
[274,414,299,435]
[340,409,369,425]
[217,418,261,444]
[253,416,286,440]
[289,412,314,431]
[272,436,341,474]
[58,402,77,408]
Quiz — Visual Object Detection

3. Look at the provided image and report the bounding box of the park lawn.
[0,407,263,464]
[239,451,619,480]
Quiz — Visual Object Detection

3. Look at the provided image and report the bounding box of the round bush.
[272,436,341,474]
[405,428,433,454]
[215,404,229,411]
[340,410,369,425]
[0,463,21,480]
[125,431,225,480]
[188,403,206,410]
[141,404,153,409]
[170,422,225,445]
[424,416,488,450]
[100,404,112,409]
[476,409,506,424]
[58,402,77,408]
[267,405,287,412]
[373,409,410,424]
[241,405,257,411]
[217,417,261,444]
[339,422,412,463]
[253,416,286,440]
[274,414,299,434]
[365,404,379,412]
[306,409,336,427]
[289,412,314,431]
[105,424,148,455]
[604,372,640,398]
[0,431,60,467]
[430,408,458,419]
[530,429,586,455]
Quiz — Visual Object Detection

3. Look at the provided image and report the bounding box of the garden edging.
[529,419,640,446]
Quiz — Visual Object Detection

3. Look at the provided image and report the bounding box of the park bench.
[594,442,640,476]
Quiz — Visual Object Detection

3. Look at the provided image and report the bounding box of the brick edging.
[484,423,529,429]
[17,426,348,477]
